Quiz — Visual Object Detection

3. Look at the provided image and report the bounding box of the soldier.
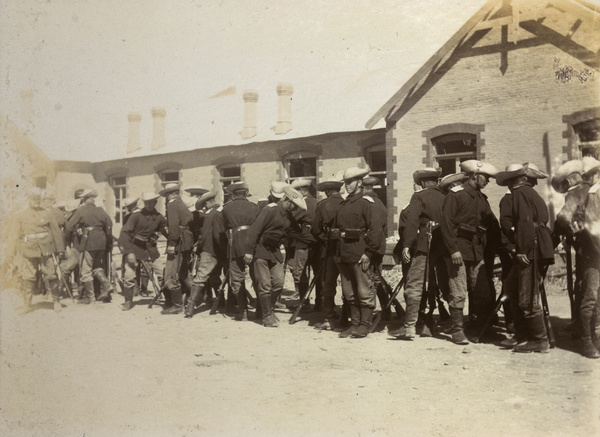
[289,178,320,311]
[496,163,553,353]
[244,185,307,327]
[214,181,259,321]
[185,191,224,318]
[311,177,345,330]
[118,192,168,310]
[497,187,516,336]
[333,167,385,338]
[573,157,600,358]
[121,196,140,226]
[438,172,468,195]
[42,192,67,235]
[65,189,114,304]
[440,160,500,345]
[389,167,446,339]
[552,159,589,335]
[159,183,194,314]
[8,187,66,313]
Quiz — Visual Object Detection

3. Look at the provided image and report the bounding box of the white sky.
[2,0,596,162]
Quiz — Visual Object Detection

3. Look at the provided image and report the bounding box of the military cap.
[551,160,583,194]
[291,178,312,189]
[159,183,180,197]
[316,178,343,191]
[141,192,160,202]
[228,181,249,192]
[65,199,80,212]
[195,191,217,209]
[79,188,98,199]
[184,185,209,196]
[122,196,140,208]
[282,186,307,211]
[460,160,499,177]
[362,176,381,186]
[343,166,370,181]
[523,162,548,179]
[439,172,467,191]
[270,181,288,199]
[581,156,600,176]
[413,167,442,184]
[497,163,548,186]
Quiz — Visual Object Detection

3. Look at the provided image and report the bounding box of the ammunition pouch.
[147,233,158,246]
[262,233,282,250]
[328,228,341,240]
[457,224,486,240]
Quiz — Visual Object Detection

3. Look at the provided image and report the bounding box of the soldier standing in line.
[244,185,307,327]
[551,159,590,337]
[118,192,168,310]
[159,183,194,314]
[572,157,600,358]
[333,167,385,338]
[389,168,446,340]
[496,163,554,353]
[121,196,140,227]
[214,181,259,321]
[497,186,516,338]
[440,160,500,345]
[185,191,224,318]
[65,189,114,304]
[289,178,320,311]
[311,178,345,331]
[8,187,65,313]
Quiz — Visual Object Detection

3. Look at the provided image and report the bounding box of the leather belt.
[234,225,250,232]
[24,232,49,241]
[86,226,102,231]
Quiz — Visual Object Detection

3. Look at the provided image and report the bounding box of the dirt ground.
[1,267,599,437]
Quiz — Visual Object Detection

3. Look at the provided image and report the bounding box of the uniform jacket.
[165,196,194,252]
[334,189,385,263]
[216,198,259,258]
[498,191,515,254]
[119,208,167,261]
[441,183,499,262]
[65,203,113,252]
[189,210,204,250]
[403,187,445,256]
[198,205,221,257]
[289,195,317,249]
[13,207,65,258]
[581,182,600,259]
[311,193,344,257]
[245,202,292,263]
[504,183,554,261]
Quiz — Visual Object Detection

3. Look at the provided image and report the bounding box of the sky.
[3,0,594,162]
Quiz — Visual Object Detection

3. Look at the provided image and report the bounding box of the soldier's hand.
[358,254,371,272]
[243,253,254,265]
[450,251,463,266]
[516,254,530,267]
[166,246,175,255]
[402,247,411,264]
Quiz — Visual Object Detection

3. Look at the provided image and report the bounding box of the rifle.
[416,221,435,335]
[377,265,405,318]
[51,252,74,303]
[371,274,407,332]
[289,271,317,324]
[142,260,163,309]
[563,239,576,320]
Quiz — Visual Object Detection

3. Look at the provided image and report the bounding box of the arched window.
[282,151,317,196]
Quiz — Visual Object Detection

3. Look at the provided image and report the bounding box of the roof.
[366,0,600,129]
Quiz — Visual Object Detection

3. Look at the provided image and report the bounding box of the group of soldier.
[6,156,600,359]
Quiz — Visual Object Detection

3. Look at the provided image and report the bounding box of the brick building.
[368,0,600,233]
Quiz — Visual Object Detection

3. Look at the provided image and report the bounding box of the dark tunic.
[216,198,259,258]
[498,191,515,254]
[198,205,221,257]
[119,208,167,261]
[165,196,194,252]
[334,190,384,263]
[289,195,317,249]
[311,193,344,257]
[65,203,113,252]
[245,202,292,263]
[402,186,445,256]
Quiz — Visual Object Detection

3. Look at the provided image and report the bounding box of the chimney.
[151,107,166,150]
[274,83,293,134]
[127,112,142,154]
[240,90,258,139]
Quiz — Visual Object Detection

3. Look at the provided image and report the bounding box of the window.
[110,176,127,224]
[573,118,600,159]
[159,170,180,189]
[219,164,241,203]
[365,144,387,206]
[283,151,317,196]
[431,133,478,176]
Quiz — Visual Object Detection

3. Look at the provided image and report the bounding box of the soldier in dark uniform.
[497,187,516,337]
[121,196,140,227]
[214,181,259,321]
[289,178,321,311]
[551,159,590,336]
[312,178,345,330]
[440,160,500,345]
[245,185,307,327]
[118,192,168,310]
[185,191,224,318]
[9,187,65,313]
[65,189,114,304]
[334,167,385,338]
[389,168,446,340]
[573,157,600,358]
[496,163,554,353]
[438,172,468,195]
[159,183,194,314]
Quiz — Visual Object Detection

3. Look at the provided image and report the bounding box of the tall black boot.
[49,280,62,313]
[314,296,336,330]
[234,291,248,321]
[122,286,134,311]
[339,304,360,338]
[93,269,114,303]
[514,314,549,353]
[260,293,278,327]
[450,307,469,345]
[161,287,183,314]
[354,307,374,338]
[185,285,204,318]
[78,281,95,304]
